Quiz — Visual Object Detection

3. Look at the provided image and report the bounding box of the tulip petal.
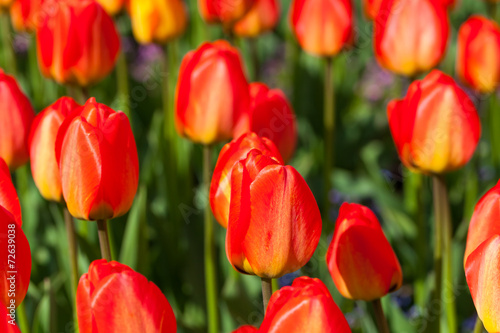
[0,159,22,226]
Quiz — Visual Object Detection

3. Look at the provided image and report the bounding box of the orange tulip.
[326,203,402,301]
[29,97,81,202]
[210,132,283,228]
[226,150,322,278]
[387,70,481,174]
[36,0,120,86]
[0,158,22,226]
[129,0,188,44]
[374,0,449,76]
[10,0,45,32]
[363,0,382,20]
[0,69,35,170]
[465,234,500,333]
[232,0,279,37]
[96,0,126,16]
[198,0,253,25]
[77,259,177,333]
[456,15,500,94]
[1,302,21,333]
[175,40,250,144]
[290,0,354,57]
[0,206,31,309]
[55,98,139,221]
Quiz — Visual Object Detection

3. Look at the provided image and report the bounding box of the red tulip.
[326,203,403,301]
[77,259,177,333]
[175,40,250,144]
[387,70,481,174]
[198,0,253,25]
[232,0,279,37]
[290,0,354,57]
[438,0,456,8]
[226,150,322,278]
[0,158,22,226]
[456,15,500,94]
[374,0,449,76]
[0,206,31,309]
[55,98,139,221]
[29,97,81,202]
[1,303,21,333]
[10,0,45,32]
[259,277,351,332]
[363,0,382,20]
[233,326,259,333]
[36,0,120,86]
[0,70,35,170]
[210,132,283,228]
[465,234,500,332]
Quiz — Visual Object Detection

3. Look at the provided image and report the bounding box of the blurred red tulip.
[0,206,31,309]
[259,277,351,332]
[233,326,259,332]
[198,0,253,25]
[387,70,480,174]
[363,0,382,20]
[0,303,21,333]
[0,69,35,170]
[232,0,279,37]
[96,0,126,16]
[439,0,456,8]
[457,15,500,94]
[29,97,81,203]
[226,150,321,278]
[36,0,120,86]
[55,98,139,221]
[175,40,250,144]
[465,234,500,333]
[326,203,402,301]
[210,132,283,228]
[374,0,449,76]
[10,0,45,32]
[0,158,22,226]
[77,259,177,333]
[290,0,354,56]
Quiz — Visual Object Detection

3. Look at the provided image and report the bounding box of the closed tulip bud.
[96,0,126,16]
[1,303,21,333]
[198,0,253,25]
[55,98,139,221]
[457,16,500,94]
[36,0,120,87]
[232,0,279,37]
[10,0,44,32]
[226,150,322,278]
[77,259,177,333]
[210,132,283,228]
[387,70,481,174]
[465,235,500,333]
[0,158,22,226]
[0,70,35,170]
[259,277,351,332]
[175,41,251,144]
[326,203,403,301]
[0,206,31,308]
[29,97,81,202]
[130,0,188,44]
[374,0,449,77]
[290,0,354,57]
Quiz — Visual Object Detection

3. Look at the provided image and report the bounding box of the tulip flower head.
[0,158,22,226]
[326,203,402,301]
[1,302,21,333]
[56,98,139,221]
[232,0,279,37]
[198,0,254,26]
[387,70,481,174]
[10,0,45,32]
[77,259,177,333]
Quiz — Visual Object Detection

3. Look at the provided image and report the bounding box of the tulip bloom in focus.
[175,41,250,144]
[77,259,177,333]
[198,0,253,25]
[210,132,283,228]
[326,203,402,301]
[290,0,353,57]
[10,0,45,32]
[0,70,35,170]
[0,158,22,226]
[36,0,120,86]
[387,70,480,174]
[456,16,500,94]
[56,98,139,221]
[374,0,449,77]
[232,0,279,37]
[130,0,188,44]
[96,0,126,16]
[0,206,31,308]
[226,150,322,278]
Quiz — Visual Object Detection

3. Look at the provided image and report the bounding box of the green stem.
[489,94,500,177]
[16,302,30,333]
[323,57,335,221]
[163,44,170,138]
[249,38,260,81]
[0,13,16,76]
[63,207,79,329]
[97,220,112,261]
[473,317,484,333]
[372,299,390,333]
[203,146,219,333]
[261,278,272,313]
[116,51,131,119]
[271,278,279,293]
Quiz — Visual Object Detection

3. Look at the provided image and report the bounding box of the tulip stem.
[372,299,390,333]
[0,13,16,76]
[249,38,260,81]
[489,94,500,177]
[203,145,219,333]
[64,207,79,329]
[261,278,272,312]
[16,302,30,333]
[323,57,335,222]
[116,51,131,119]
[473,317,484,333]
[97,219,112,261]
